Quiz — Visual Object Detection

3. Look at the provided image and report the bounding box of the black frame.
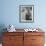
[19,5,34,23]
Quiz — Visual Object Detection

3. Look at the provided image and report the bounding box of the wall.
[0,0,46,29]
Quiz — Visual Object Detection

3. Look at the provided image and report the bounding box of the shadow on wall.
[0,24,7,43]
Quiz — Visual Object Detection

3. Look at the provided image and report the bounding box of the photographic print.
[19,5,34,23]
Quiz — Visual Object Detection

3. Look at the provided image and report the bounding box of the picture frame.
[19,5,34,23]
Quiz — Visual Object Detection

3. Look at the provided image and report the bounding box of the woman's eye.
[22,9,25,12]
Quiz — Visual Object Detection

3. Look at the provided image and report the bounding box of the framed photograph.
[19,5,34,23]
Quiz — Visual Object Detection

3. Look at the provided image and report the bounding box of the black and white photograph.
[19,5,34,23]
